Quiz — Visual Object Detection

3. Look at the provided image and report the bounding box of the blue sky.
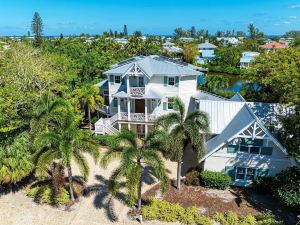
[0,0,300,36]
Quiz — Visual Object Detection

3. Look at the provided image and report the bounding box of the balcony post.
[145,124,148,137]
[127,98,131,121]
[145,99,148,122]
[127,74,130,93]
[117,98,121,120]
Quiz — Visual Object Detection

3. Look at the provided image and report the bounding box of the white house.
[179,37,195,43]
[217,37,241,45]
[240,51,260,69]
[197,40,217,64]
[95,55,297,186]
[114,38,129,44]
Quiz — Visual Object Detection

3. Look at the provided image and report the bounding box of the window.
[249,146,260,154]
[103,90,109,95]
[113,98,118,107]
[236,167,256,181]
[240,146,248,153]
[167,98,174,110]
[168,77,175,86]
[115,76,121,83]
[138,77,144,87]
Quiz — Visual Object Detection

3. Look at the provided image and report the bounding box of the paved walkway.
[0,148,180,225]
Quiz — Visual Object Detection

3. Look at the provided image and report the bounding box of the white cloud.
[283,21,292,25]
[289,16,298,19]
[289,4,300,9]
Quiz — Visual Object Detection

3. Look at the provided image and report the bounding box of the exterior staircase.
[95,114,119,135]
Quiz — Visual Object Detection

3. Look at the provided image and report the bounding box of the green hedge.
[142,198,212,225]
[208,65,241,75]
[201,170,232,190]
[94,135,119,148]
[26,185,70,205]
[271,166,300,208]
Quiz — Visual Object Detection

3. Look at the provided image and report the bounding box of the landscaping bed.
[142,181,299,223]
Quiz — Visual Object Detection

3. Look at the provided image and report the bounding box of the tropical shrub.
[271,166,300,208]
[26,185,70,205]
[0,132,34,184]
[184,169,201,186]
[214,211,257,225]
[252,176,274,194]
[94,135,119,149]
[255,213,284,225]
[142,198,212,225]
[201,170,231,190]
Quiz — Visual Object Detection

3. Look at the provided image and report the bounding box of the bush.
[201,170,231,190]
[142,198,212,225]
[214,211,257,225]
[26,185,70,205]
[94,135,119,149]
[252,177,274,194]
[271,166,300,208]
[256,213,284,225]
[184,169,201,186]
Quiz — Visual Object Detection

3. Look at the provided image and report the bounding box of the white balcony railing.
[119,112,156,122]
[129,87,145,97]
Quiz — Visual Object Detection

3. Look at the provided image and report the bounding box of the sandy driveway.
[0,148,179,225]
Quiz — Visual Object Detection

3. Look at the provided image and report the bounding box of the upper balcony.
[129,87,145,97]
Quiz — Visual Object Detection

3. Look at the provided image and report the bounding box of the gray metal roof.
[104,55,202,77]
[193,90,227,101]
[202,105,256,160]
[198,41,217,49]
[113,91,130,98]
[144,89,163,99]
[230,93,246,102]
[95,79,108,88]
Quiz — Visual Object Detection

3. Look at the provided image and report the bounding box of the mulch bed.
[142,181,298,221]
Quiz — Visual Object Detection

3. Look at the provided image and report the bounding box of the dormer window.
[168,77,175,86]
[115,76,121,83]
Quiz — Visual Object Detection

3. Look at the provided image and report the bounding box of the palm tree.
[31,91,70,134]
[100,129,169,210]
[73,85,103,131]
[34,111,99,201]
[153,97,209,190]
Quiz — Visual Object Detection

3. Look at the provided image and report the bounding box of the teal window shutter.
[254,139,263,146]
[227,145,239,153]
[113,98,118,107]
[164,76,168,87]
[109,75,114,84]
[163,102,167,110]
[225,166,236,180]
[175,76,179,87]
[257,169,269,177]
[261,147,273,156]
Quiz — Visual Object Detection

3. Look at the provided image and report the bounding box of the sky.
[0,0,300,36]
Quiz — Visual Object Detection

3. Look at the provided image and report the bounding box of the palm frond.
[117,129,137,149]
[73,151,89,181]
[155,112,181,130]
[185,110,210,133]
[35,148,58,179]
[100,149,123,169]
[173,97,185,122]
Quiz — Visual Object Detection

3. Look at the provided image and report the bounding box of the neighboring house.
[114,38,129,44]
[279,38,293,46]
[240,51,260,69]
[163,42,183,54]
[95,55,297,186]
[197,40,217,64]
[259,41,288,51]
[217,37,241,45]
[179,37,195,43]
[163,41,175,48]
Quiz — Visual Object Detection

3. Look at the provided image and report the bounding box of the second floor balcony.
[129,87,145,97]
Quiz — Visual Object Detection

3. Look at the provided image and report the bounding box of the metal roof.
[193,90,227,101]
[198,41,217,49]
[104,55,202,77]
[95,79,108,88]
[144,89,163,99]
[113,91,130,98]
[230,93,246,102]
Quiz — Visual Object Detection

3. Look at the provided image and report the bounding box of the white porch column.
[118,123,121,131]
[145,99,148,122]
[127,98,131,121]
[127,74,130,94]
[117,98,121,120]
[128,123,131,130]
[145,124,148,137]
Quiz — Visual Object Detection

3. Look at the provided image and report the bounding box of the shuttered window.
[227,145,239,153]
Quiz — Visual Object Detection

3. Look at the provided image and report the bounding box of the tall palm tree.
[153,97,209,190]
[73,85,103,131]
[100,129,169,210]
[34,111,99,201]
[31,91,70,134]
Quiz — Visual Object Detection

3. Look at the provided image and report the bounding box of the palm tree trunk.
[67,166,75,201]
[176,160,182,190]
[137,158,142,210]
[88,106,92,131]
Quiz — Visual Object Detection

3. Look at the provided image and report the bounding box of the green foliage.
[212,46,243,69]
[271,166,300,208]
[142,198,212,225]
[252,177,274,194]
[183,43,199,64]
[214,211,259,225]
[208,65,241,75]
[26,185,70,205]
[94,135,119,149]
[201,170,232,190]
[0,132,34,184]
[255,213,284,225]
[100,129,169,209]
[184,169,201,186]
